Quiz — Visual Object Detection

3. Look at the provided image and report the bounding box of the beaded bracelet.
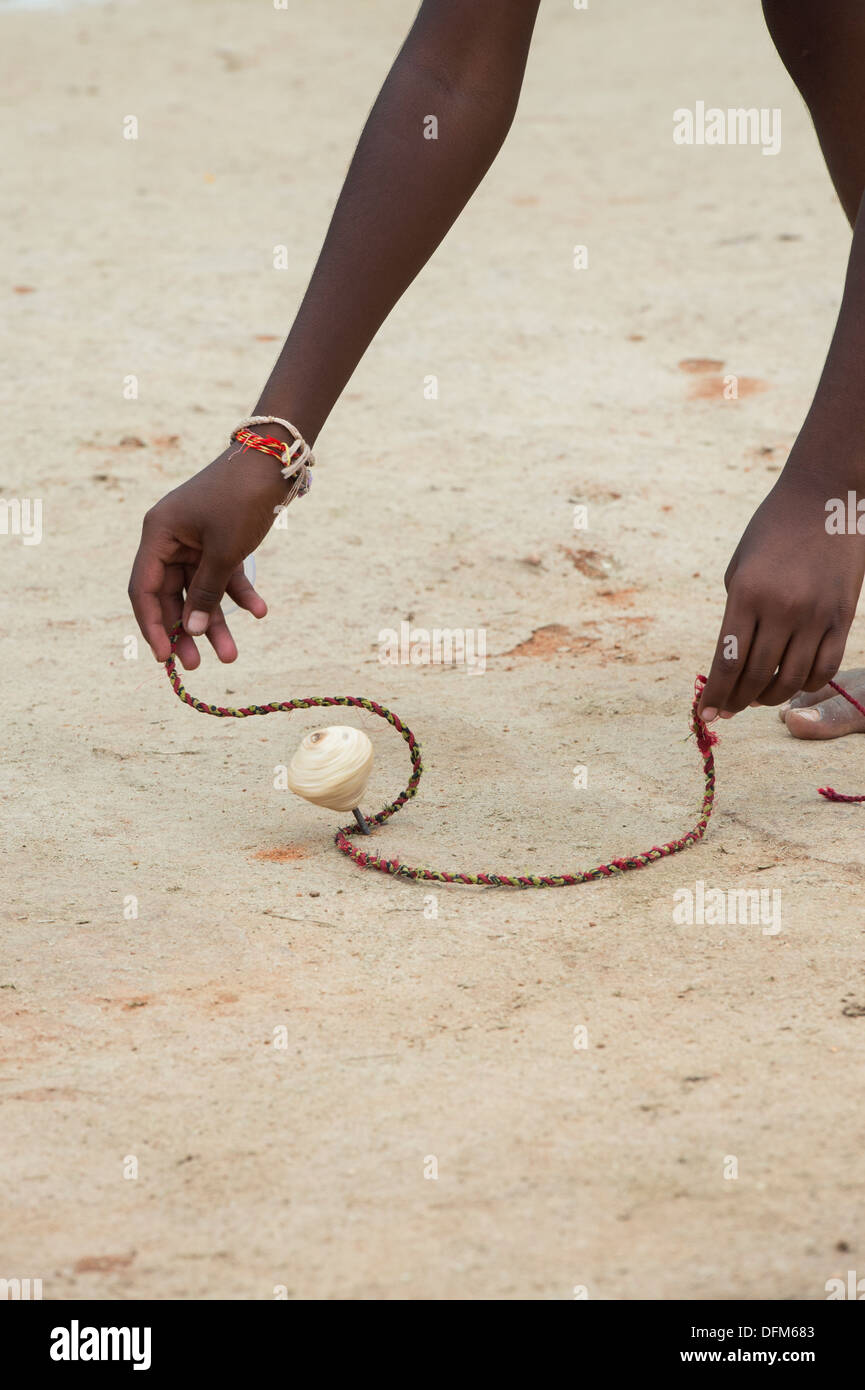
[230,414,315,504]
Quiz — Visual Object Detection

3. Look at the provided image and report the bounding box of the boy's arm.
[129,0,541,665]
[256,0,542,440]
[699,198,865,720]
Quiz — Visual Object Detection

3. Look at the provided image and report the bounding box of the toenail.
[795,708,820,721]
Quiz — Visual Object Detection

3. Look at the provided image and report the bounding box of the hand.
[699,467,865,720]
[128,445,289,668]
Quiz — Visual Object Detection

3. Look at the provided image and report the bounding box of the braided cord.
[163,624,725,888]
[817,679,865,803]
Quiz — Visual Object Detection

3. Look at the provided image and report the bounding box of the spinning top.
[285,726,374,834]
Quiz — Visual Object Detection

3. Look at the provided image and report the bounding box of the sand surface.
[3,0,865,1300]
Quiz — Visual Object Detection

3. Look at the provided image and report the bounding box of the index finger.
[699,601,755,719]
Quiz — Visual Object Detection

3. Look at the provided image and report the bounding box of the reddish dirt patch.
[501,624,600,660]
[596,587,642,606]
[559,547,613,579]
[688,375,769,400]
[253,844,311,863]
[576,484,622,502]
[678,357,724,373]
[74,1253,136,1274]
[88,995,152,1011]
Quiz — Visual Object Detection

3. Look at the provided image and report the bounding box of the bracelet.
[232,427,288,464]
[230,415,315,503]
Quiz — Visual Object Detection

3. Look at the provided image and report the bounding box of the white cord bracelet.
[231,415,316,506]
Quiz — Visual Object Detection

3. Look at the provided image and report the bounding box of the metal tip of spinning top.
[352,807,371,836]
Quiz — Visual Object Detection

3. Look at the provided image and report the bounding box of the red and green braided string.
[163,624,725,887]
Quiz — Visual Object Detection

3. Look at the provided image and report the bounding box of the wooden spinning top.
[285,726,374,833]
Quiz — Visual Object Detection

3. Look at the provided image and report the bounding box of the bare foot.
[779,668,865,739]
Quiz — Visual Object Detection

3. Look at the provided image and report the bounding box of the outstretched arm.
[129,0,541,667]
[256,0,541,440]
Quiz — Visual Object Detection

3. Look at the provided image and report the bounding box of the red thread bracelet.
[232,427,292,463]
[230,416,315,501]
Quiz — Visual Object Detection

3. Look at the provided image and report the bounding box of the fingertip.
[176,636,201,671]
[147,631,172,662]
[185,610,210,637]
[214,634,239,664]
[241,590,267,618]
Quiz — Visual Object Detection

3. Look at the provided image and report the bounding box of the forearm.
[763,0,865,482]
[784,190,865,486]
[254,0,540,441]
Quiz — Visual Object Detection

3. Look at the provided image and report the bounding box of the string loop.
[163,624,728,887]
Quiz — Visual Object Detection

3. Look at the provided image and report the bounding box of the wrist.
[249,404,318,450]
[227,414,316,507]
[222,442,293,509]
[780,417,865,494]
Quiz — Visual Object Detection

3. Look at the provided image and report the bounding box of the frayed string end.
[690,673,719,754]
[819,784,865,804]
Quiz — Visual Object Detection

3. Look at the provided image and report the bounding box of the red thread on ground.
[817,679,865,803]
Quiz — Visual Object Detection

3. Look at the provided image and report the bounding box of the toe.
[779,683,836,722]
[779,668,865,726]
[785,691,865,740]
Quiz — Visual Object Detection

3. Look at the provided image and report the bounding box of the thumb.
[182,551,235,636]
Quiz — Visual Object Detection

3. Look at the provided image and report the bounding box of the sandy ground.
[3,0,865,1301]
